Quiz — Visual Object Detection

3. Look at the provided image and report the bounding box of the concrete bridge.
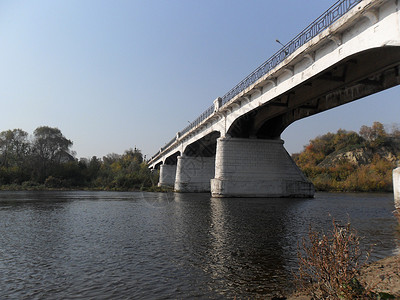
[149,0,400,198]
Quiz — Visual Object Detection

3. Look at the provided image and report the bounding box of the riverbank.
[0,183,394,194]
[287,254,400,299]
[287,207,400,299]
[360,254,400,296]
[0,183,173,193]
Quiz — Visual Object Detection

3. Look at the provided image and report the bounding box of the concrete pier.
[394,167,400,208]
[174,155,215,192]
[211,138,314,198]
[158,164,177,187]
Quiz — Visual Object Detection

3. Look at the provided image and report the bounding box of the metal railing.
[221,0,361,105]
[150,0,362,162]
[180,104,215,136]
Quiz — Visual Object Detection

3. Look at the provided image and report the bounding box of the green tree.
[332,129,364,152]
[0,129,30,168]
[32,126,73,181]
[87,156,101,181]
[0,125,157,190]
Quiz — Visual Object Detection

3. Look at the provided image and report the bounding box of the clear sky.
[1,0,399,159]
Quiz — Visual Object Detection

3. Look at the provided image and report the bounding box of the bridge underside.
[229,47,400,139]
[174,132,219,192]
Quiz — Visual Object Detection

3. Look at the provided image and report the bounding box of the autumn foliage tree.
[293,122,399,192]
[359,121,388,147]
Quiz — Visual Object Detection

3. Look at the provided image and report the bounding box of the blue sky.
[1,0,399,159]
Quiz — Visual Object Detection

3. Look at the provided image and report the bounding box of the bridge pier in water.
[210,137,314,198]
[158,164,177,187]
[174,155,215,192]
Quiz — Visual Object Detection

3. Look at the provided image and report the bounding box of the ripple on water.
[0,191,397,299]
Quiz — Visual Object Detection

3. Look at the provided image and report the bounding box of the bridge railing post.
[213,97,222,112]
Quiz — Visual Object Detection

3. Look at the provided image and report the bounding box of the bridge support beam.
[174,155,215,192]
[211,137,314,198]
[158,164,177,187]
[394,167,400,208]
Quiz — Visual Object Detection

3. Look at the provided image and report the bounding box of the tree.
[359,121,387,147]
[32,126,73,181]
[33,126,73,163]
[370,122,387,144]
[389,124,400,139]
[332,130,364,151]
[359,125,373,142]
[0,129,30,168]
[88,156,101,176]
[102,153,121,166]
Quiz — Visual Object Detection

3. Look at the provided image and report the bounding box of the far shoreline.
[0,184,173,193]
[0,185,395,194]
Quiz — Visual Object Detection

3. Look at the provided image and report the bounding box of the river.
[0,191,397,299]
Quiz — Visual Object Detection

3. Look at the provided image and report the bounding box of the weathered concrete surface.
[174,156,215,192]
[158,164,177,187]
[394,167,400,208]
[211,138,314,197]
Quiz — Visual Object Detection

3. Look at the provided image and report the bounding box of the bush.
[44,176,66,188]
[296,218,370,299]
[21,181,42,190]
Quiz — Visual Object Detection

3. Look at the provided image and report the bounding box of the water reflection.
[207,197,310,297]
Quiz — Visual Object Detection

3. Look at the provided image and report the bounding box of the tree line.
[2,122,399,192]
[292,122,400,192]
[0,126,158,190]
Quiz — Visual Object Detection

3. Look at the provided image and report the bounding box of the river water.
[0,191,398,299]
